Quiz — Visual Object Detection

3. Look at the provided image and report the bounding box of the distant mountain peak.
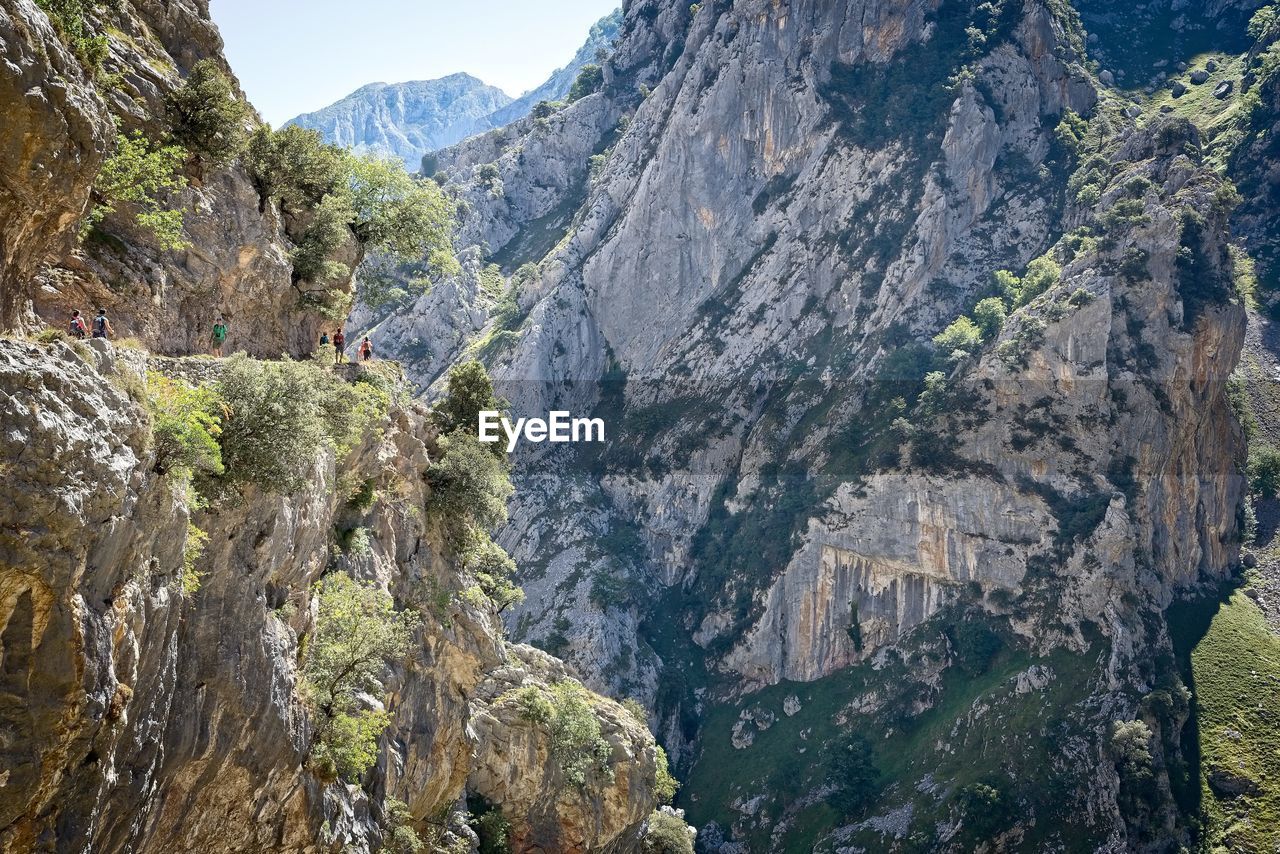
[285,8,622,170]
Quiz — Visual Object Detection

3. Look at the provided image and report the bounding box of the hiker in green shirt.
[212,317,228,356]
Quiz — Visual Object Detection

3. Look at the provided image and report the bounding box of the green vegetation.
[682,628,1103,853]
[468,795,512,854]
[513,681,614,791]
[302,572,420,781]
[165,59,250,166]
[36,0,114,73]
[244,125,346,212]
[244,125,458,305]
[641,810,693,854]
[1176,588,1280,851]
[1248,445,1280,497]
[381,798,424,854]
[654,745,679,804]
[431,360,507,444]
[181,522,208,595]
[567,64,604,102]
[425,431,513,542]
[997,255,1062,308]
[145,371,224,489]
[86,130,190,250]
[932,315,982,362]
[459,531,522,611]
[825,730,881,817]
[215,355,388,493]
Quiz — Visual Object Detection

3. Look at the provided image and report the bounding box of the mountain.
[362,0,1280,850]
[285,9,623,173]
[285,73,513,170]
[474,8,623,134]
[0,0,672,850]
[7,0,1280,851]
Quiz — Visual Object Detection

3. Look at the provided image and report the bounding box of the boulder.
[1214,79,1234,99]
[1190,69,1210,84]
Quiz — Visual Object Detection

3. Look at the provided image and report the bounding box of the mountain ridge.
[285,8,622,171]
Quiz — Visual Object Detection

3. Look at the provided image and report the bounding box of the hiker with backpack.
[69,310,87,339]
[333,328,345,363]
[359,336,373,362]
[91,309,113,340]
[319,332,329,347]
[211,317,228,356]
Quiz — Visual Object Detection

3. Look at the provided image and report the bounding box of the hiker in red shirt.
[333,328,345,363]
[359,336,373,362]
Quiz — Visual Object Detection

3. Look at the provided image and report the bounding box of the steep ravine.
[362,0,1272,849]
[0,0,677,851]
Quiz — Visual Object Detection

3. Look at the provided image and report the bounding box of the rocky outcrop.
[0,337,666,852]
[15,0,352,357]
[288,74,514,170]
[0,0,112,328]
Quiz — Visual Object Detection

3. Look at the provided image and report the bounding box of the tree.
[515,681,615,791]
[166,59,250,165]
[826,730,880,817]
[302,573,420,780]
[243,124,346,211]
[215,356,329,492]
[432,360,506,439]
[654,746,679,804]
[955,780,1016,843]
[215,356,389,492]
[972,297,1007,339]
[426,431,514,539]
[289,192,353,285]
[460,531,523,612]
[35,0,116,73]
[343,156,457,267]
[567,64,604,102]
[933,315,982,361]
[86,131,190,250]
[146,371,224,483]
[641,810,694,854]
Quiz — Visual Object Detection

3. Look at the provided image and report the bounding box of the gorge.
[3,0,1280,852]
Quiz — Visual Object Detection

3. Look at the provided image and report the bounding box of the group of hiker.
[68,308,113,340]
[319,327,374,363]
[67,309,375,363]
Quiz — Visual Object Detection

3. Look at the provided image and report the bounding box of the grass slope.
[1182,586,1280,853]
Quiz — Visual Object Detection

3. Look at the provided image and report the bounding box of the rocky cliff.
[0,1,676,851]
[0,338,667,852]
[359,0,1268,848]
[11,0,353,357]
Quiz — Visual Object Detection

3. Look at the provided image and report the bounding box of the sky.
[209,0,620,127]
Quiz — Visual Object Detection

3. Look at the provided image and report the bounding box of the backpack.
[92,315,106,335]
[213,323,227,342]
[70,317,85,337]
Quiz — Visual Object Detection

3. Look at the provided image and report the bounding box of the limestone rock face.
[11,0,353,357]
[0,340,664,852]
[0,0,112,327]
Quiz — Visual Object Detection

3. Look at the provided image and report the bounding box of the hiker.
[359,336,373,362]
[319,331,329,347]
[333,328,346,363]
[69,310,87,339]
[91,308,113,339]
[211,317,228,356]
